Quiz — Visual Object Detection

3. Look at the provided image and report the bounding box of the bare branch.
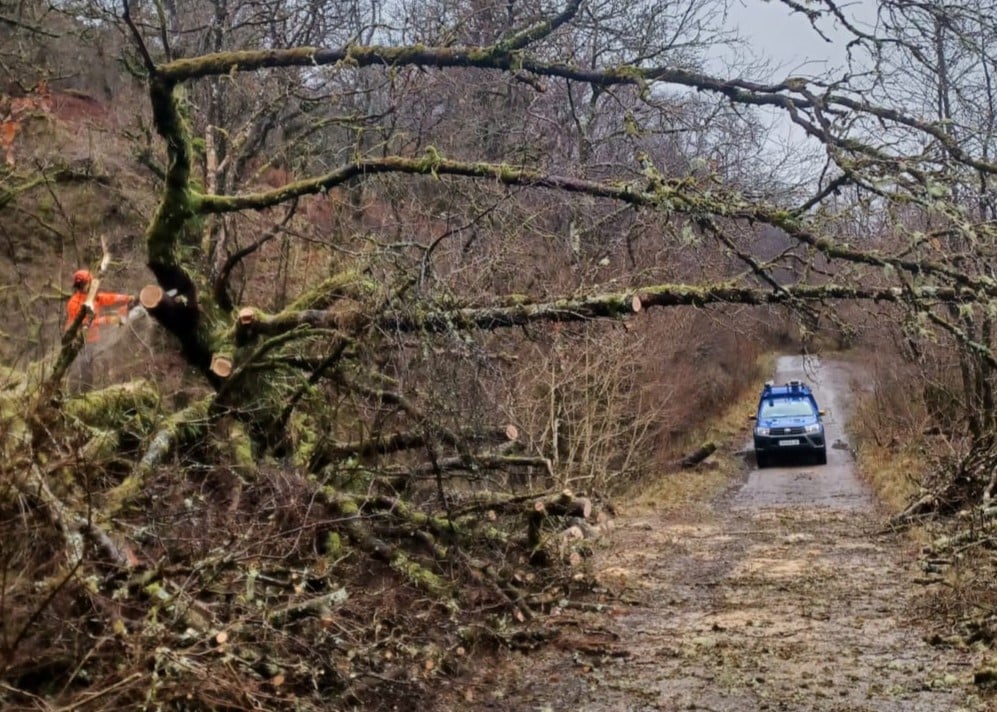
[121,0,156,74]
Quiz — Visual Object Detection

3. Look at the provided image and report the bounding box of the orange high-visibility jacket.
[65,290,132,343]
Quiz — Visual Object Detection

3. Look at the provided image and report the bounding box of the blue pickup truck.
[751,380,827,468]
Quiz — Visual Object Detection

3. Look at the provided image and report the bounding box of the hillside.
[1,84,154,362]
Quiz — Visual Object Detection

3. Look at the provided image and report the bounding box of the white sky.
[706,0,879,184]
[723,0,876,79]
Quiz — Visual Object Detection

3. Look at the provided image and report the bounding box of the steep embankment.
[444,355,991,711]
[1,86,154,363]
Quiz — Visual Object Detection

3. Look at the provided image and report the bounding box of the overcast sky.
[705,0,878,178]
[723,0,875,79]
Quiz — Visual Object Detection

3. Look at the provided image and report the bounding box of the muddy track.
[447,355,990,712]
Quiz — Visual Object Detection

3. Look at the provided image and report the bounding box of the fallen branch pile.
[888,440,997,650]
[0,370,612,712]
[890,439,997,529]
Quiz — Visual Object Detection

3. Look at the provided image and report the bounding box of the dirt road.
[452,355,990,711]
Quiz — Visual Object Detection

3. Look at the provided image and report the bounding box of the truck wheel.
[815,448,827,465]
[756,452,769,469]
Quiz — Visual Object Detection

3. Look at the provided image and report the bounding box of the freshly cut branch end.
[139,284,164,309]
[529,492,594,521]
[210,354,233,378]
[238,307,255,325]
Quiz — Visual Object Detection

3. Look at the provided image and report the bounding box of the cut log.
[447,491,557,517]
[569,517,602,539]
[419,453,549,474]
[558,525,585,543]
[210,354,233,378]
[505,423,519,441]
[548,491,593,519]
[678,441,717,468]
[527,492,595,551]
[139,284,164,309]
[238,307,255,325]
[556,526,585,568]
[530,495,593,519]
[534,525,590,567]
[631,294,643,312]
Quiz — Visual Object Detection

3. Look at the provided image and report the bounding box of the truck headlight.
[804,423,821,434]
[755,427,770,436]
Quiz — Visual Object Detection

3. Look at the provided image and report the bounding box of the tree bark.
[678,441,718,468]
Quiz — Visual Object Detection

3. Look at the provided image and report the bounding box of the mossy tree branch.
[137,0,997,399]
[190,154,996,301]
[233,282,974,337]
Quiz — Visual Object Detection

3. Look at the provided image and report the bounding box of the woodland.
[3,0,997,709]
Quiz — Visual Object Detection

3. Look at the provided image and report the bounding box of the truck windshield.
[759,399,815,418]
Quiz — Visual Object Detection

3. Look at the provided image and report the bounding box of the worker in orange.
[65,268,135,343]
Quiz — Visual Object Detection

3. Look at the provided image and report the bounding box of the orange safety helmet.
[72,268,92,289]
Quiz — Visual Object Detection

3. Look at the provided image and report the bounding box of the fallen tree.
[7,0,997,708]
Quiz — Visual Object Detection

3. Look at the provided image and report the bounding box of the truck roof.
[761,379,813,399]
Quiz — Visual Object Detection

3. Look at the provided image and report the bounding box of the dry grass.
[626,463,731,517]
[843,344,936,517]
[853,439,936,548]
[853,441,925,515]
[625,353,773,515]
[842,343,997,647]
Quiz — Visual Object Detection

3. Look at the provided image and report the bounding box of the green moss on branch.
[101,397,213,520]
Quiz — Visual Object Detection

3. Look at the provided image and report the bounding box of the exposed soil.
[443,355,992,712]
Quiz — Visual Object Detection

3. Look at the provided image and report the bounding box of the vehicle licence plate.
[778,439,800,446]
